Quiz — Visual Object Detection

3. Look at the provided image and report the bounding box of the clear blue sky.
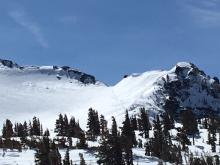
[0,0,220,84]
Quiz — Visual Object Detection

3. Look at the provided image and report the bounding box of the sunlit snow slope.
[0,59,220,130]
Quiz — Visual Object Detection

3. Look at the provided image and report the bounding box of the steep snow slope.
[113,70,168,117]
[0,59,220,130]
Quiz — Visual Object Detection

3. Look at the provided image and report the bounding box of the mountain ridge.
[0,58,96,84]
[0,58,220,129]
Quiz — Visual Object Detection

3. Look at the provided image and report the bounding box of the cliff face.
[157,62,220,117]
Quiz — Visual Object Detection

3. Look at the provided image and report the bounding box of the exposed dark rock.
[0,59,20,68]
[0,58,96,84]
[160,63,220,118]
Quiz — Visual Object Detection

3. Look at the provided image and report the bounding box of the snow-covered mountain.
[0,59,220,130]
[0,59,96,84]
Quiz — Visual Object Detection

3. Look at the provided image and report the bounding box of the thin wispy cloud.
[190,6,220,27]
[183,0,220,27]
[200,0,218,7]
[8,9,49,48]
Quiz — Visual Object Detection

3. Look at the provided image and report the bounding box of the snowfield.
[0,148,165,165]
[0,64,169,130]
[0,61,218,130]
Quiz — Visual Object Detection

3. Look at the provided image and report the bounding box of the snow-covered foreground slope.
[0,123,218,165]
[0,60,220,130]
[0,134,169,165]
[0,148,164,165]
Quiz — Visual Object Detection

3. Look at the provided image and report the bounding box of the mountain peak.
[0,59,20,69]
[169,61,206,78]
[0,58,96,84]
[175,61,192,68]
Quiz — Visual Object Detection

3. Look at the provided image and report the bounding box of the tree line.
[1,106,220,165]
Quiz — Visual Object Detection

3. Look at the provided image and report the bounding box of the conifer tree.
[96,131,111,164]
[94,111,100,136]
[215,155,220,165]
[87,108,100,140]
[123,147,133,165]
[176,145,182,164]
[17,123,25,138]
[32,117,41,136]
[208,116,217,135]
[2,119,14,138]
[138,108,151,138]
[97,116,124,165]
[151,115,163,158]
[68,137,73,148]
[111,117,118,137]
[35,137,51,165]
[2,125,6,138]
[121,111,134,165]
[28,120,33,136]
[203,118,208,129]
[63,148,71,165]
[163,96,179,118]
[76,132,88,149]
[130,116,138,131]
[210,137,216,152]
[121,110,136,146]
[14,123,18,137]
[23,121,28,137]
[181,109,198,144]
[63,114,69,136]
[40,124,43,136]
[208,115,217,152]
[145,141,151,156]
[161,112,174,137]
[87,108,94,139]
[79,153,86,165]
[100,115,108,138]
[206,156,214,165]
[110,117,123,165]
[176,132,191,151]
[50,141,62,165]
[44,129,50,137]
[69,117,76,137]
[55,114,64,136]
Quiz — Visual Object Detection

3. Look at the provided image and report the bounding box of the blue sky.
[1,0,220,84]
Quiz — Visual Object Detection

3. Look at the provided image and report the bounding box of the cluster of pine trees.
[1,106,220,165]
[96,112,134,165]
[2,116,43,139]
[86,108,100,140]
[189,154,220,165]
[95,108,157,165]
[0,117,46,151]
[146,115,182,164]
[35,136,86,165]
[55,113,82,138]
